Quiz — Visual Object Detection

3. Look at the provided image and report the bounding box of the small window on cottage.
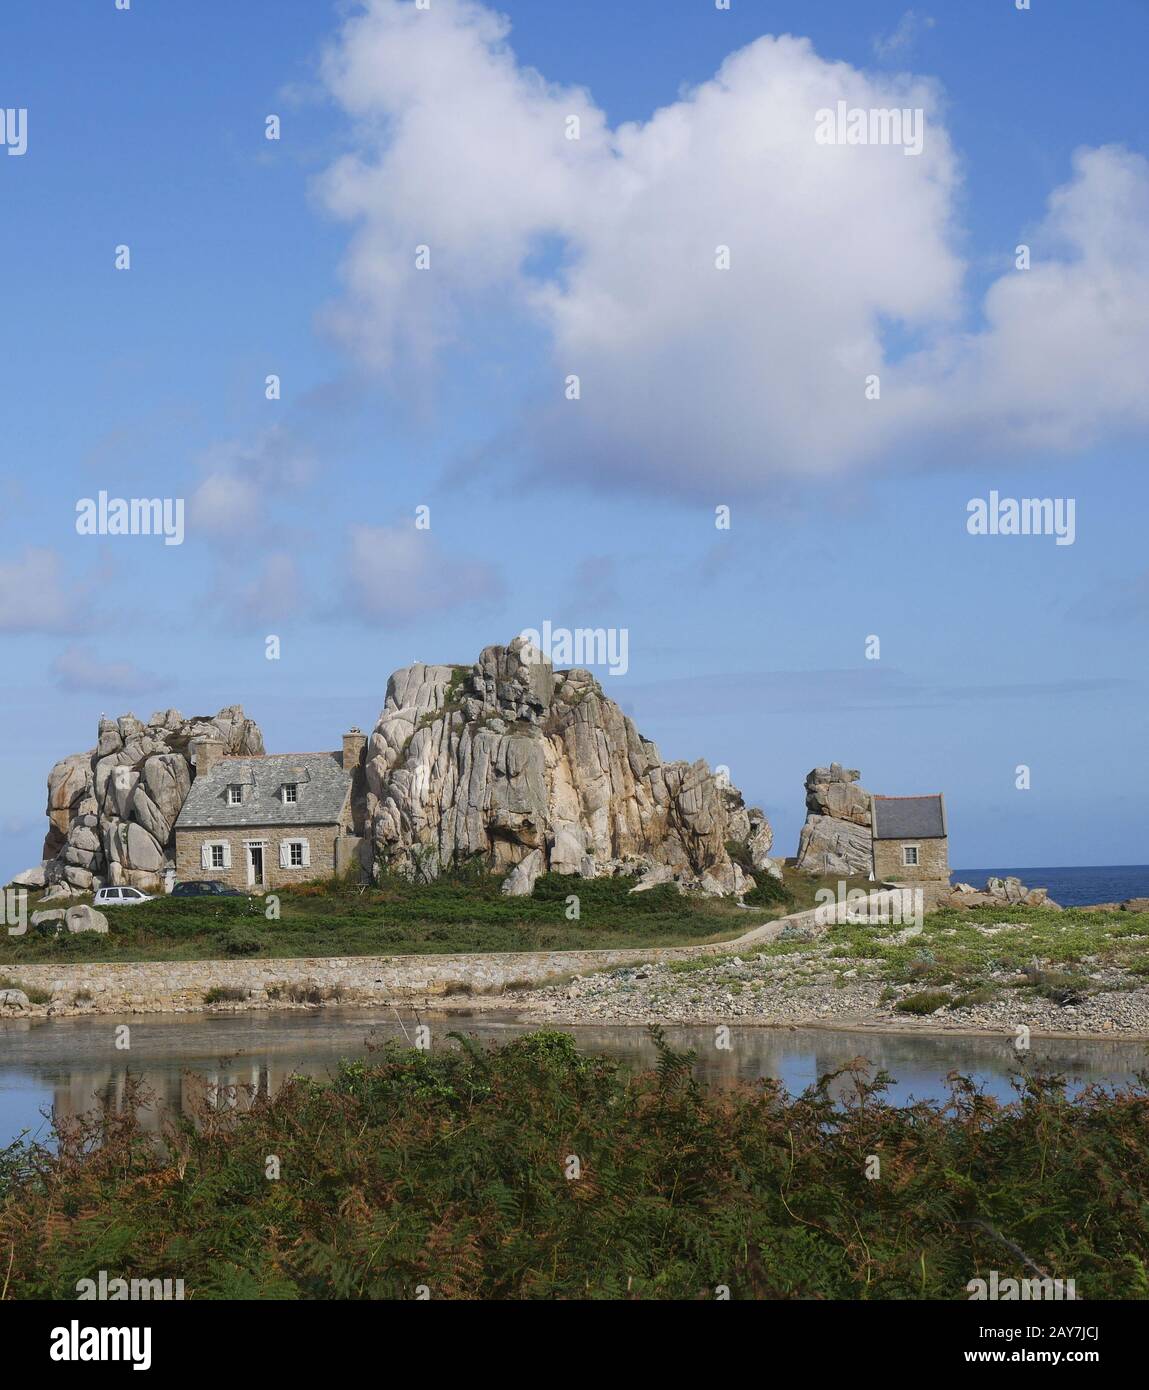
[289,841,304,867]
[902,845,919,867]
[210,843,226,869]
[282,783,298,804]
[227,784,242,805]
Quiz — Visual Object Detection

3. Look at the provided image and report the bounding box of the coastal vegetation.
[525,903,1149,1030]
[0,869,793,966]
[1,1029,1145,1300]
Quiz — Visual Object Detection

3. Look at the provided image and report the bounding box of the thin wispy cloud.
[873,10,936,60]
[0,548,82,634]
[345,524,504,628]
[50,644,167,697]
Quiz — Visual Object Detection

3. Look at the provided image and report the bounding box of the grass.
[643,903,1149,1015]
[1,1028,1146,1300]
[802,904,1149,999]
[0,867,798,966]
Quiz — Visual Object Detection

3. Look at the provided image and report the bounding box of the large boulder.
[795,813,873,876]
[501,847,546,897]
[65,904,109,934]
[9,865,46,889]
[365,638,770,897]
[795,763,874,875]
[44,753,93,858]
[804,763,872,827]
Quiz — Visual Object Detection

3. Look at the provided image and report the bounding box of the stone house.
[869,794,949,882]
[173,730,367,891]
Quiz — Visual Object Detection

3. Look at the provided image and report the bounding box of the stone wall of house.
[873,836,949,882]
[174,823,341,890]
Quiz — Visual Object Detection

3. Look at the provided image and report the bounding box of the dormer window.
[282,783,298,805]
[227,784,243,805]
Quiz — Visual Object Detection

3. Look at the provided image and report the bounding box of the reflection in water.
[2,1007,1147,1147]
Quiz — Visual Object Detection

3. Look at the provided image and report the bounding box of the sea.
[951,865,1149,908]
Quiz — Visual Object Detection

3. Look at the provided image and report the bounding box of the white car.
[93,886,155,907]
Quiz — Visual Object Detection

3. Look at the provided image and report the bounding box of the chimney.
[191,735,226,777]
[342,727,367,771]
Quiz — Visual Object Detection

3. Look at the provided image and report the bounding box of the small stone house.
[173,730,367,891]
[869,794,949,882]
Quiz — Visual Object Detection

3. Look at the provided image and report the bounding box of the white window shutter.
[222,842,232,869]
[201,843,210,870]
[301,839,311,868]
[279,841,290,869]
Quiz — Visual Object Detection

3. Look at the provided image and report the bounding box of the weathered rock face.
[795,763,874,875]
[805,764,872,827]
[32,706,263,894]
[364,638,768,896]
[796,815,873,876]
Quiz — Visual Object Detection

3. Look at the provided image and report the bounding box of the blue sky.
[1,0,1147,878]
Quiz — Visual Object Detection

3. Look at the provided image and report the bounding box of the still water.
[2,1007,1147,1148]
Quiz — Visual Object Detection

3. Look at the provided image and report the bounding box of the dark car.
[171,880,244,898]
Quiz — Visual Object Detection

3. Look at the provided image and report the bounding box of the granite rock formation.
[794,763,874,875]
[939,876,1062,911]
[364,637,768,897]
[34,706,264,895]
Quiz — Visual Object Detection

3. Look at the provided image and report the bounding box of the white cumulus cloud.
[315,0,1149,497]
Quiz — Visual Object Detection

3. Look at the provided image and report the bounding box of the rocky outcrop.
[794,763,873,875]
[796,815,873,876]
[939,876,1062,911]
[28,707,263,895]
[804,763,872,827]
[364,637,768,897]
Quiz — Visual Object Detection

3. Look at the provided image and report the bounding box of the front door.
[247,844,264,887]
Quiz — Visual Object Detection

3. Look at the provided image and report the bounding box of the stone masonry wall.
[174,823,341,891]
[872,836,949,882]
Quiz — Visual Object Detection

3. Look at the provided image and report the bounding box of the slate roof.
[871,794,946,841]
[174,753,350,830]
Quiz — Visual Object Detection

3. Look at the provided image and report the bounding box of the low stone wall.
[2,892,894,1017]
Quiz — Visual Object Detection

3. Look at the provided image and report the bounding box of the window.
[282,783,298,804]
[210,843,226,869]
[902,845,919,867]
[281,838,310,869]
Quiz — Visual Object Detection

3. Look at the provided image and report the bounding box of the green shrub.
[203,986,247,1004]
[951,985,999,1009]
[212,928,265,957]
[895,990,951,1015]
[1016,966,1091,1006]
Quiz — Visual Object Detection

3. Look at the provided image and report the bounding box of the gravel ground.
[519,933,1149,1039]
